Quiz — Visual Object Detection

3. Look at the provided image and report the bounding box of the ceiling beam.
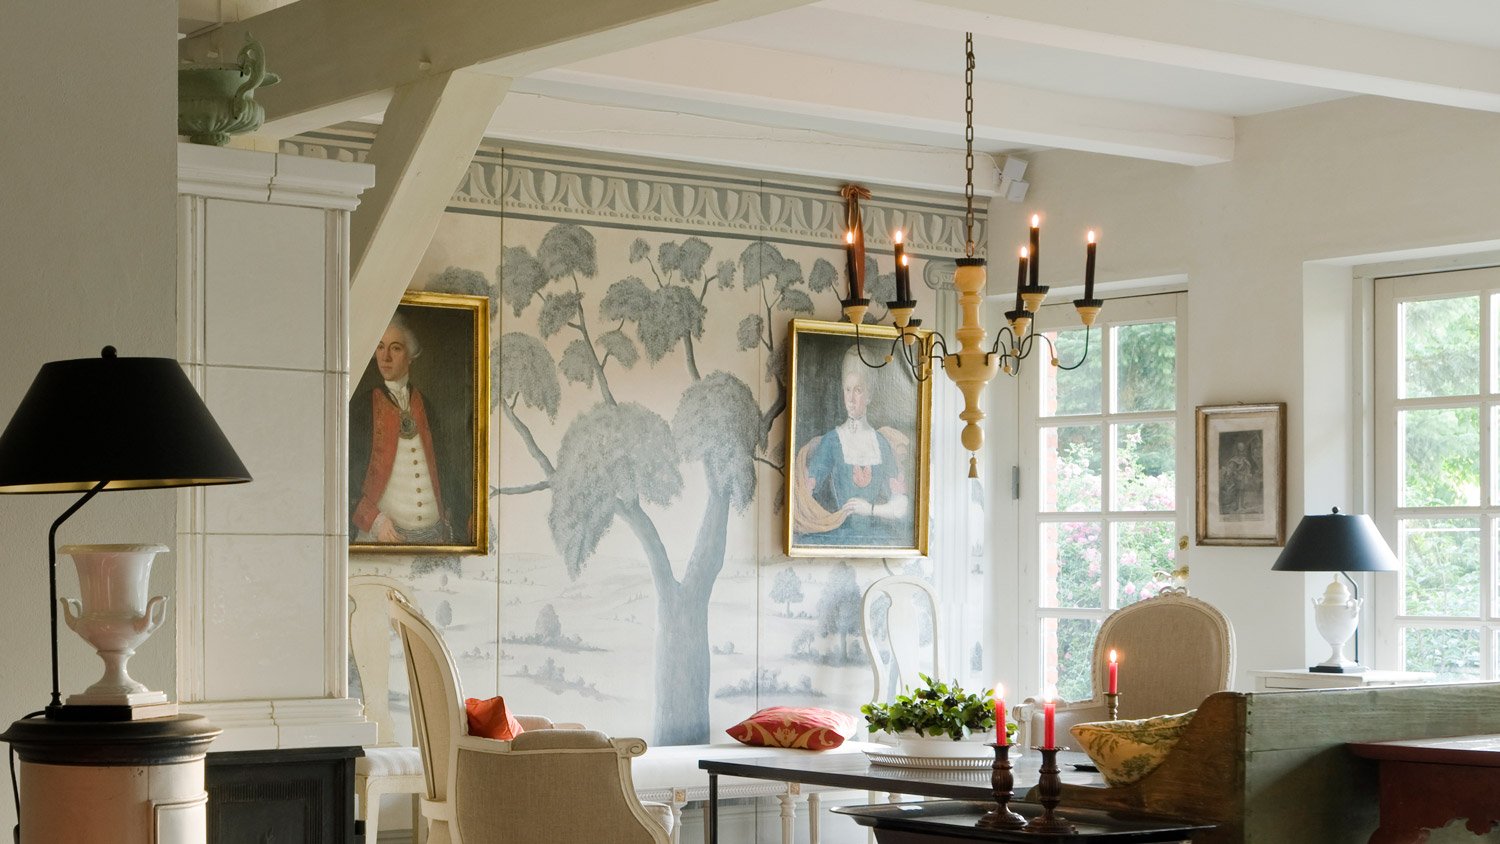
[348,71,511,366]
[830,0,1500,112]
[518,38,1233,165]
[178,0,817,137]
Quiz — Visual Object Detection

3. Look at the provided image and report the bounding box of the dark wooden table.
[699,748,1104,844]
[1348,734,1500,843]
[835,799,1214,842]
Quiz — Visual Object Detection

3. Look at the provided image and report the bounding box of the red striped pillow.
[726,707,858,750]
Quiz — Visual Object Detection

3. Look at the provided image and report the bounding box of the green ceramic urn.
[178,36,280,145]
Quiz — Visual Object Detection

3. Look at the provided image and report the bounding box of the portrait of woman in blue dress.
[791,345,917,550]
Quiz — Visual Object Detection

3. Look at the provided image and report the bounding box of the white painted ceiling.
[181,0,1500,192]
[1229,0,1500,50]
[696,3,1345,117]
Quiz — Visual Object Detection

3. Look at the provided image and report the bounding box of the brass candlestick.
[975,743,1026,830]
[1105,692,1120,721]
[1024,747,1078,835]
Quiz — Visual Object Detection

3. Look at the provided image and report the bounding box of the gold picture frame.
[350,291,490,555]
[784,318,932,557]
[1195,402,1286,546]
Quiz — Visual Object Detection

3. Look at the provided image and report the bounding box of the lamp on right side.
[1272,507,1399,673]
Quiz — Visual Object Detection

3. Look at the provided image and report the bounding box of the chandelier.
[840,33,1103,478]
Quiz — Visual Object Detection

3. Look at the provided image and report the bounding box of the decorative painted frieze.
[283,127,984,290]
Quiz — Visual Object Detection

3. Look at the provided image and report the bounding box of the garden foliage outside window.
[1019,293,1186,700]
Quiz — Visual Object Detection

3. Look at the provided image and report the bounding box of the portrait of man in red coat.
[350,312,472,547]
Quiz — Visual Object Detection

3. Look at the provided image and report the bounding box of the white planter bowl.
[884,730,1017,757]
[864,729,1018,769]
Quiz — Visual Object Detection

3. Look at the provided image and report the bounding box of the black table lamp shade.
[0,351,250,492]
[1272,508,1399,573]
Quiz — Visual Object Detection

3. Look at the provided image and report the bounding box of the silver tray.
[862,746,995,769]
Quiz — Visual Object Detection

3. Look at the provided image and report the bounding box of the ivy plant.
[860,673,1017,741]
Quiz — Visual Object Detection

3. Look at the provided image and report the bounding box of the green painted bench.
[1045,683,1500,843]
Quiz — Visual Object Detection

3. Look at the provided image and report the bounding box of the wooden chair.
[859,574,940,813]
[1017,591,1235,744]
[349,574,425,843]
[860,575,940,703]
[387,588,671,844]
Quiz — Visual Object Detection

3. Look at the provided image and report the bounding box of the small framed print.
[349,291,489,555]
[1195,403,1286,546]
[784,318,933,557]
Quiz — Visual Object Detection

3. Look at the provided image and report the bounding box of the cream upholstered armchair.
[1017,592,1235,746]
[387,588,671,844]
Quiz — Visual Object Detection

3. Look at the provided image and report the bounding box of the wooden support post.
[347,71,510,369]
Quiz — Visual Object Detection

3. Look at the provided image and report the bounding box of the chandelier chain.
[964,32,975,258]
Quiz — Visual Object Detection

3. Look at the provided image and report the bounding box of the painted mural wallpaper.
[289,132,987,747]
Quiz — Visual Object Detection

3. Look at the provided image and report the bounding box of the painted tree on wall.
[770,567,805,617]
[497,222,838,744]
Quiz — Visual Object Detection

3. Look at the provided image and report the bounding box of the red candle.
[1084,230,1098,301]
[1042,691,1056,748]
[994,683,1007,745]
[1108,649,1119,695]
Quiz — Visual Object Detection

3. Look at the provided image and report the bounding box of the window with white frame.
[1375,266,1500,681]
[1018,293,1186,699]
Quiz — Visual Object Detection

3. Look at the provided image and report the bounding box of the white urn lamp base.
[1309,576,1364,674]
[55,543,178,721]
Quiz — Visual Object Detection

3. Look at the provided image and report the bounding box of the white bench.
[632,741,880,844]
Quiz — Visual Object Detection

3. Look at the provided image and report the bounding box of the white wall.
[987,95,1500,683]
[0,0,178,829]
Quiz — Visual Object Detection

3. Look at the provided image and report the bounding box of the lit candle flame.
[1109,648,1118,664]
[995,682,1004,699]
[901,254,909,267]
[1019,246,1028,258]
[1044,685,1056,702]
[1031,213,1040,228]
[1088,230,1097,245]
[894,230,904,244]
[845,231,855,245]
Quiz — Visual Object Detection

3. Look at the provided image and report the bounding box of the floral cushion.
[1070,710,1195,786]
[726,707,859,750]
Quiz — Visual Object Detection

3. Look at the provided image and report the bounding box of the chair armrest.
[1016,698,1113,748]
[455,730,621,753]
[552,721,587,730]
[515,714,555,731]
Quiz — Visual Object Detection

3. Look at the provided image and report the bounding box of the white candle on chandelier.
[1028,214,1041,289]
[893,230,911,302]
[1015,246,1027,311]
[1084,230,1098,301]
[844,230,864,300]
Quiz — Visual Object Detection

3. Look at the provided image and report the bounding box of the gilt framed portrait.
[349,291,489,555]
[784,318,932,557]
[1195,402,1286,546]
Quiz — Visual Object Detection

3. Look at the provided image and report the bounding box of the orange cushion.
[726,707,858,750]
[465,696,525,740]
